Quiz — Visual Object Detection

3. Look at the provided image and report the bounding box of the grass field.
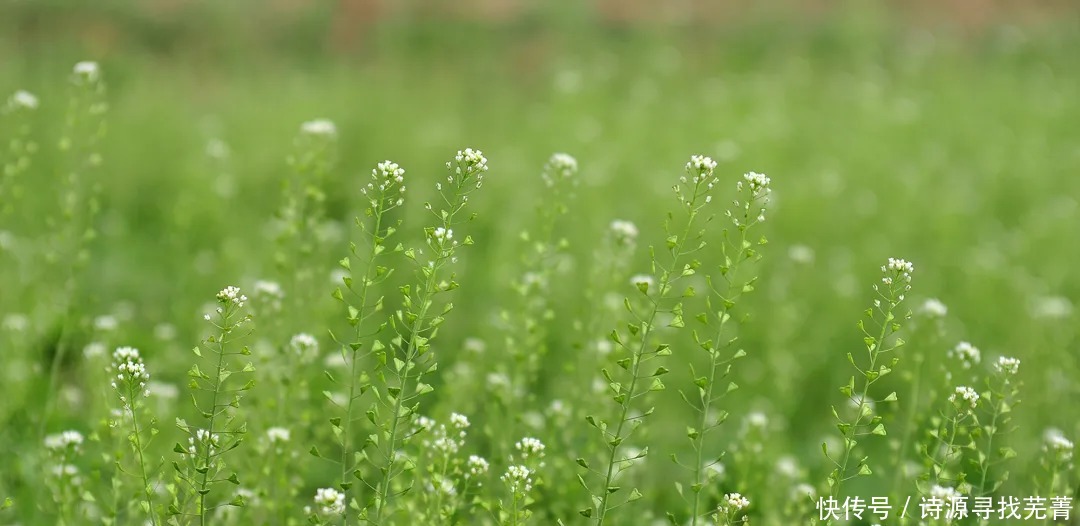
[1,6,1079,525]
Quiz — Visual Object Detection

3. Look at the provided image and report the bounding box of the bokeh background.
[2,0,1079,523]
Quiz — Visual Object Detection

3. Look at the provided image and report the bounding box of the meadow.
[1,6,1079,525]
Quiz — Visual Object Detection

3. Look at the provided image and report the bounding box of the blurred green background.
[2,0,1079,523]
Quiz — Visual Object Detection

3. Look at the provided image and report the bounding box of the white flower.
[73,61,100,82]
[995,356,1020,375]
[449,413,470,430]
[94,315,118,331]
[929,484,962,503]
[83,342,107,359]
[515,437,546,459]
[724,492,750,511]
[949,386,979,409]
[7,90,38,110]
[453,148,488,176]
[432,227,453,244]
[501,465,533,493]
[741,171,772,196]
[686,155,718,178]
[364,160,406,201]
[1045,429,1074,460]
[289,333,319,361]
[45,430,84,450]
[745,411,769,429]
[466,455,489,478]
[313,487,345,515]
[266,427,291,444]
[920,298,948,318]
[300,119,337,137]
[543,152,578,186]
[253,280,284,300]
[216,286,247,307]
[610,219,639,246]
[881,258,915,289]
[948,341,981,369]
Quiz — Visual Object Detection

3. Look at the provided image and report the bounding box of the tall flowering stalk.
[680,171,771,526]
[920,385,980,495]
[580,155,720,525]
[43,430,85,524]
[972,356,1021,500]
[109,346,158,524]
[278,118,337,314]
[170,286,255,526]
[495,152,578,433]
[367,148,487,523]
[1,89,39,219]
[41,61,108,437]
[326,159,405,519]
[823,258,913,520]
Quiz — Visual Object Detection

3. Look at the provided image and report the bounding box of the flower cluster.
[686,155,718,179]
[266,427,291,444]
[724,492,751,511]
[514,437,546,461]
[420,414,470,456]
[289,333,319,362]
[300,119,337,137]
[466,455,490,479]
[929,484,963,503]
[948,341,981,369]
[44,430,84,451]
[433,227,454,245]
[252,280,284,311]
[501,464,533,493]
[312,487,346,515]
[610,219,639,247]
[6,90,38,111]
[880,258,915,291]
[452,148,489,177]
[1044,429,1074,461]
[184,429,221,457]
[362,160,407,206]
[542,152,578,186]
[110,346,150,404]
[995,356,1020,375]
[72,61,101,83]
[216,285,247,307]
[739,171,772,197]
[949,386,980,410]
[920,298,948,318]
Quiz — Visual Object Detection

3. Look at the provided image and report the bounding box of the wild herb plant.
[823,258,913,517]
[673,170,771,526]
[41,61,108,435]
[324,159,405,520]
[1,89,38,220]
[971,356,1021,499]
[108,346,160,524]
[170,286,255,525]
[362,149,488,523]
[578,155,721,525]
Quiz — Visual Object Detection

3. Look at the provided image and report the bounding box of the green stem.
[197,321,230,525]
[827,292,896,520]
[596,206,700,525]
[342,211,385,500]
[127,392,157,526]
